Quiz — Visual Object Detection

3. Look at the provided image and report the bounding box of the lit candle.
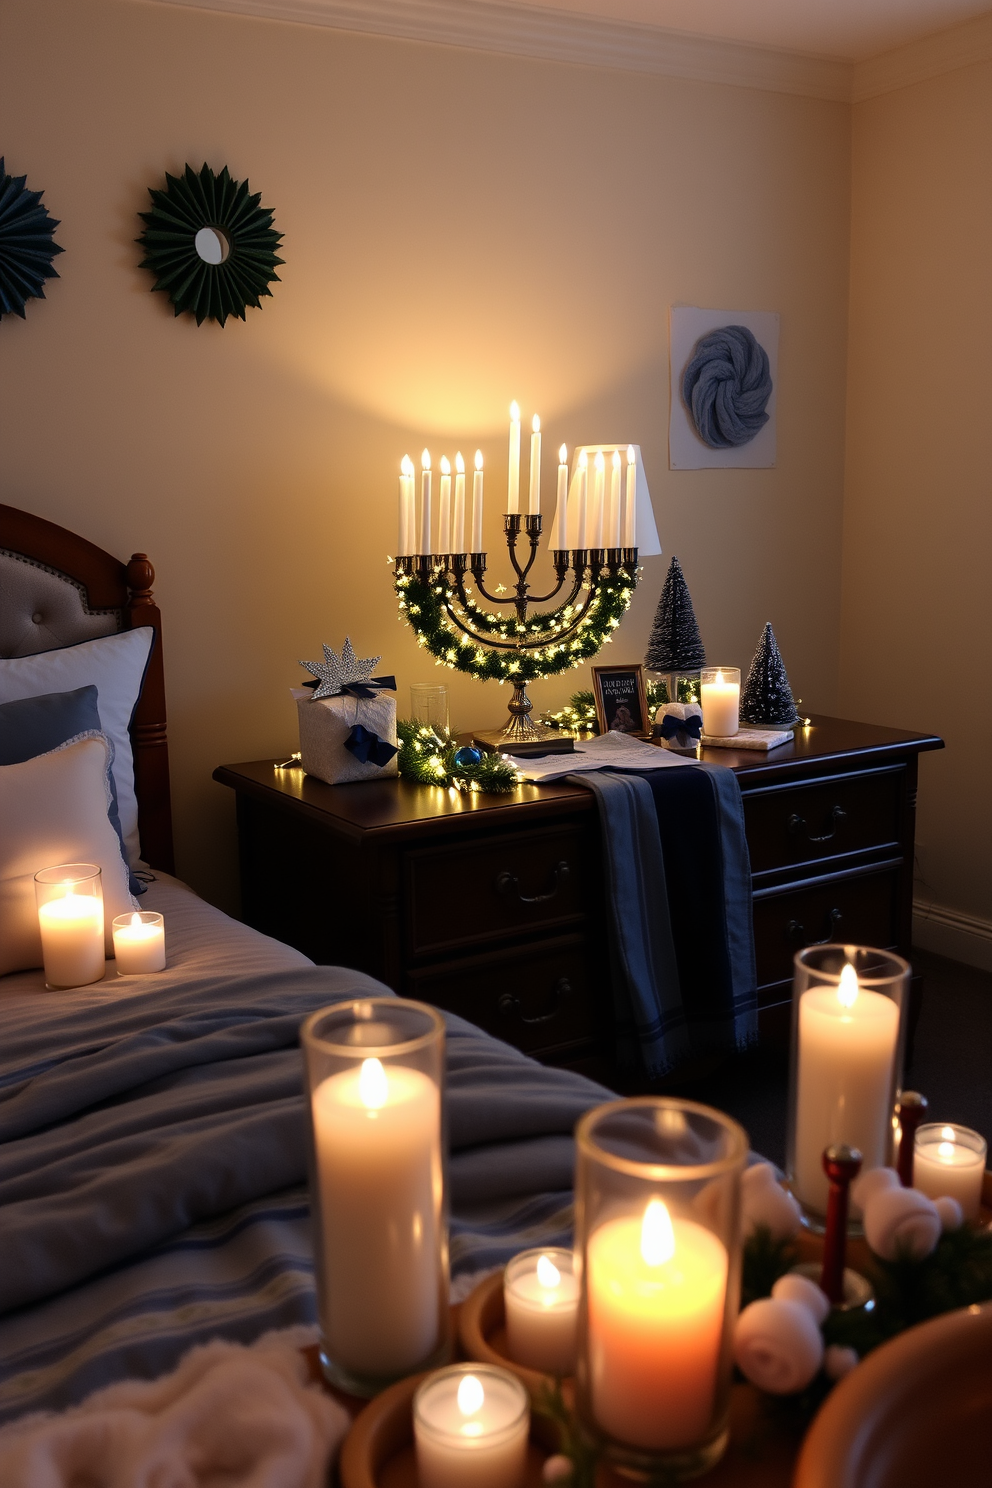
[575,450,589,549]
[793,963,901,1215]
[311,1056,443,1377]
[420,449,432,556]
[507,401,521,514]
[414,1366,529,1488]
[586,1198,728,1450]
[37,886,105,989]
[504,1249,579,1374]
[528,414,541,516]
[398,454,415,555]
[112,910,166,974]
[590,450,605,548]
[551,444,568,551]
[453,452,466,554]
[913,1123,987,1220]
[623,446,636,547]
[607,449,622,547]
[472,450,484,552]
[438,456,452,554]
[700,668,740,737]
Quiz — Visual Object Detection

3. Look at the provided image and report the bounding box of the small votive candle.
[700,668,740,738]
[414,1364,529,1488]
[504,1248,579,1374]
[112,911,166,975]
[913,1123,987,1221]
[34,863,105,990]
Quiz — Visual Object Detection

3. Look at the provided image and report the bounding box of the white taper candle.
[420,449,432,555]
[623,446,636,547]
[438,456,452,554]
[453,453,466,554]
[552,444,568,550]
[507,401,520,514]
[472,450,484,552]
[399,454,415,555]
[528,414,541,516]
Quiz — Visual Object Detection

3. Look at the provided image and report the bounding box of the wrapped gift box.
[292,688,398,785]
[652,701,703,755]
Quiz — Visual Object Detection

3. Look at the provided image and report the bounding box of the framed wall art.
[591,664,651,738]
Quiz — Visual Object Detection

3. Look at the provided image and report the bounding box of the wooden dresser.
[214,715,941,1072]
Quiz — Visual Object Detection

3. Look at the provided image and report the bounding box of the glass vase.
[34,862,105,989]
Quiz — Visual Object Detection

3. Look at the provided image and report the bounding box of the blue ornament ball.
[453,746,482,768]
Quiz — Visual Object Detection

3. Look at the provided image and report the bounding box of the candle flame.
[510,401,520,421]
[640,1198,675,1267]
[401,454,414,476]
[559,444,568,465]
[475,449,484,471]
[715,669,724,685]
[358,1057,388,1109]
[578,450,588,470]
[130,912,142,928]
[837,963,859,1008]
[938,1141,956,1160]
[941,1126,955,1141]
[532,414,540,433]
[536,1254,561,1290]
[457,1374,485,1416]
[594,450,605,472]
[440,455,451,475]
[455,451,465,473]
[421,449,431,471]
[612,449,621,470]
[627,444,636,465]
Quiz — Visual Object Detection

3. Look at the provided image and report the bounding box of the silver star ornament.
[300,637,381,700]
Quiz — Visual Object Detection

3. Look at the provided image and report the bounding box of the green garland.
[540,678,700,735]
[395,569,638,685]
[396,719,519,793]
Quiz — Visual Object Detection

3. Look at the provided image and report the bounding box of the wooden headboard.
[0,502,174,872]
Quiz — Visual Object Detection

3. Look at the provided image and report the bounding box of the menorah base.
[472,725,575,759]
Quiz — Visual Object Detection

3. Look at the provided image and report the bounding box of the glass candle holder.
[410,684,449,734]
[112,911,166,975]
[301,997,450,1396]
[787,945,910,1230]
[699,668,740,738]
[574,1097,747,1481]
[914,1123,987,1221]
[34,863,105,989]
[503,1248,579,1375]
[413,1363,529,1488]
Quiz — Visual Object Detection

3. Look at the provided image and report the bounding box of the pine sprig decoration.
[396,719,519,793]
[740,623,799,727]
[644,556,705,673]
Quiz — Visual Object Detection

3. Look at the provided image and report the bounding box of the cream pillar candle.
[504,1249,579,1374]
[607,450,622,547]
[590,451,606,548]
[311,1057,442,1377]
[528,415,541,516]
[419,450,433,555]
[472,451,484,552]
[438,456,452,554]
[793,964,900,1215]
[700,668,740,737]
[399,455,415,555]
[507,402,520,514]
[112,911,166,974]
[38,891,104,988]
[414,1366,529,1488]
[574,451,589,549]
[551,445,568,550]
[453,453,466,554]
[913,1124,987,1220]
[623,446,636,547]
[586,1199,728,1450]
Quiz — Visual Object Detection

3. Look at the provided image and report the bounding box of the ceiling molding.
[149,0,852,100]
[853,10,992,101]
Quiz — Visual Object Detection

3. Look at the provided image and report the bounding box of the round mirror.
[194,226,231,265]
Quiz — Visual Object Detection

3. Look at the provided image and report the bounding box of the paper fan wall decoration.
[137,163,283,327]
[0,158,64,320]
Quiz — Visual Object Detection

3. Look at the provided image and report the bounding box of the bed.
[0,502,612,1425]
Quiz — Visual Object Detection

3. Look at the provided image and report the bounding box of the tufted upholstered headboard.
[0,503,174,872]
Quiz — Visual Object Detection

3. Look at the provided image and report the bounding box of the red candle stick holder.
[820,1145,862,1306]
[895,1091,928,1187]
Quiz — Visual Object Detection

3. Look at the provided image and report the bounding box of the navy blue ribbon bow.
[344,724,398,767]
[303,675,397,700]
[659,712,703,741]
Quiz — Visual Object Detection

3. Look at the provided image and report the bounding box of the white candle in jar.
[311,1057,443,1378]
[793,963,900,1215]
[38,889,105,989]
[398,454,415,555]
[419,450,433,555]
[590,450,606,548]
[414,1367,529,1488]
[504,1249,579,1374]
[607,449,622,547]
[507,402,521,514]
[551,444,568,551]
[700,669,740,737]
[472,451,485,552]
[913,1124,987,1220]
[586,1198,728,1450]
[623,445,636,547]
[112,911,166,974]
[438,456,452,554]
[453,452,466,554]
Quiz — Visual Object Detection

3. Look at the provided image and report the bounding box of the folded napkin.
[0,1328,349,1488]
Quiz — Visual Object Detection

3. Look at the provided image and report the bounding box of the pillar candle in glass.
[34,863,105,989]
[414,1364,529,1488]
[913,1123,987,1220]
[575,1097,747,1481]
[302,998,449,1395]
[503,1248,579,1374]
[112,911,166,974]
[700,668,740,737]
[787,945,909,1227]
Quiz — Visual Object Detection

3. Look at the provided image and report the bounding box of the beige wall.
[841,58,992,953]
[0,0,850,909]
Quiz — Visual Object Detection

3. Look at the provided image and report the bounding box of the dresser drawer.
[752,866,901,994]
[743,767,904,878]
[403,825,589,957]
[405,935,599,1056]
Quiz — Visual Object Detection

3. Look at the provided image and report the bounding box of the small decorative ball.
[824,1345,859,1381]
[733,1297,824,1394]
[863,1185,942,1261]
[741,1162,803,1241]
[935,1195,964,1232]
[453,746,482,768]
[542,1455,573,1483]
[771,1273,830,1325]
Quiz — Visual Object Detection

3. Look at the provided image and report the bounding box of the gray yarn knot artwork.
[681,324,772,449]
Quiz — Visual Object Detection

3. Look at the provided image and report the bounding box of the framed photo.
[591,664,651,739]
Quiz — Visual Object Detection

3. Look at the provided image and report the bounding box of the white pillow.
[0,627,153,865]
[0,733,136,975]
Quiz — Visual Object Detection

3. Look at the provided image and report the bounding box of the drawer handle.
[495,859,570,905]
[788,805,847,844]
[497,978,572,1025]
[786,908,843,946]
